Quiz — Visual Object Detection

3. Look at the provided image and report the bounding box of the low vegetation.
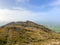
[0,21,60,45]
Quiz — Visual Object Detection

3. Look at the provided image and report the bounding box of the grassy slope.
[0,21,60,45]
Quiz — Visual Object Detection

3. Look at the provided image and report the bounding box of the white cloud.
[0,0,60,22]
[0,8,46,22]
[50,0,60,6]
[0,6,60,23]
[16,0,29,3]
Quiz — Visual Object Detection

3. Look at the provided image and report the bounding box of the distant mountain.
[0,21,60,45]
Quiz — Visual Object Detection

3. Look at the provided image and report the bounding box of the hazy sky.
[0,0,60,22]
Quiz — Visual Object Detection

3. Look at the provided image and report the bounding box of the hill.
[0,21,60,45]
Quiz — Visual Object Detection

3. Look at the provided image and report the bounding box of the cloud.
[0,8,31,21]
[50,0,60,6]
[16,0,29,3]
[0,8,46,22]
[0,6,60,23]
[0,0,60,23]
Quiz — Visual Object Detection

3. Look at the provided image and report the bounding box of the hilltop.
[0,21,60,45]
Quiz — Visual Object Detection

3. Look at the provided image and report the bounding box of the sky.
[0,0,60,23]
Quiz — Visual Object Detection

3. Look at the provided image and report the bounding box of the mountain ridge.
[1,21,53,33]
[0,21,60,45]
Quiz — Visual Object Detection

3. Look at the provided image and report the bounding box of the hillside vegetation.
[0,21,60,45]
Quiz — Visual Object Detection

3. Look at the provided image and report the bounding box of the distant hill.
[0,21,60,45]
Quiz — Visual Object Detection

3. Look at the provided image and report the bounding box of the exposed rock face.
[0,21,60,45]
